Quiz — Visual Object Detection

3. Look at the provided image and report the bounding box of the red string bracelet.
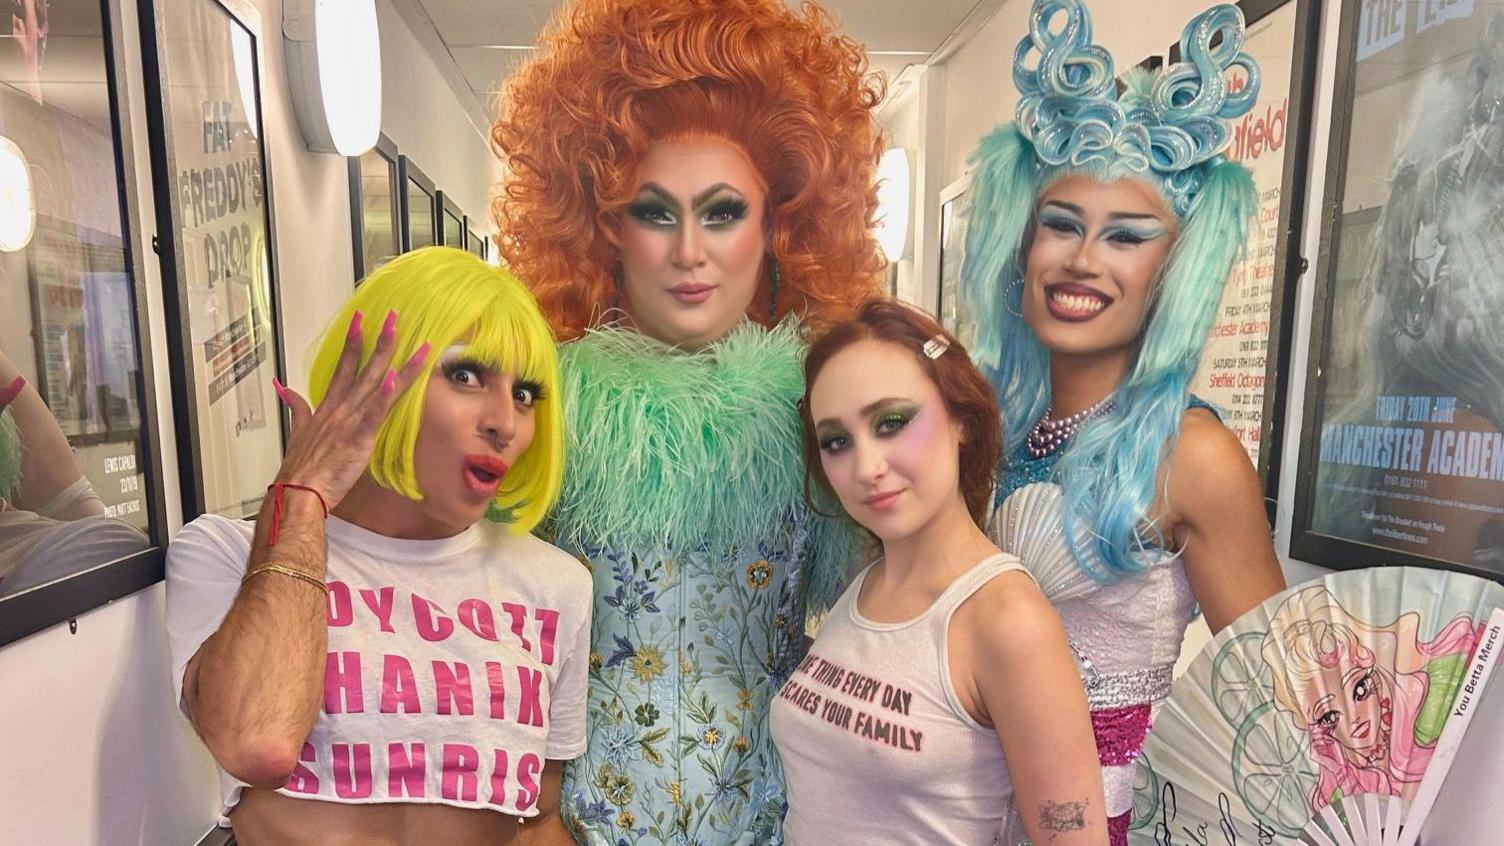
[266,482,330,547]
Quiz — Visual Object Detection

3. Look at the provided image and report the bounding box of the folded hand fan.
[1127,567,1504,845]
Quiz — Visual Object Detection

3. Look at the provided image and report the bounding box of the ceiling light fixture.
[0,136,36,253]
[284,0,382,155]
[874,147,912,263]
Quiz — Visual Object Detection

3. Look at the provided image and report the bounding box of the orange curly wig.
[492,0,888,341]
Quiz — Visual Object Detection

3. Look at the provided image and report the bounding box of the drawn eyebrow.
[692,182,744,210]
[634,183,681,211]
[814,396,911,428]
[1039,200,1082,215]
[1040,199,1162,223]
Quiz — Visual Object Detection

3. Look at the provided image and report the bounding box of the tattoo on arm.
[1038,798,1088,840]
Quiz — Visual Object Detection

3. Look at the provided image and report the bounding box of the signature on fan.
[1154,782,1276,845]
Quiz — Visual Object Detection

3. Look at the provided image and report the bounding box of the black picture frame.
[0,0,172,647]
[934,172,977,353]
[348,132,400,282]
[463,217,488,260]
[138,0,288,522]
[24,217,141,447]
[399,156,436,252]
[436,190,465,249]
[1290,0,1504,582]
[1169,0,1321,521]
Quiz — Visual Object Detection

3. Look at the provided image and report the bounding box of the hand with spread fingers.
[270,309,431,510]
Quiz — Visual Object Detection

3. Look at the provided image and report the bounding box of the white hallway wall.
[0,0,499,842]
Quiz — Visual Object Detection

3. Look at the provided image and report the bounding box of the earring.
[1005,277,1024,318]
[612,263,624,313]
[767,257,782,324]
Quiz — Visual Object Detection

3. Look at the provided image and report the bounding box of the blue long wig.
[964,0,1258,581]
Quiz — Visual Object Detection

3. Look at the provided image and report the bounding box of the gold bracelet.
[244,562,329,597]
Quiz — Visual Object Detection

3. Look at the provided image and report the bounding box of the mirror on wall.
[0,0,165,646]
[350,134,400,281]
[400,156,435,251]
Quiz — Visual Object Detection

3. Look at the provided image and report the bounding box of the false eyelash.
[441,356,491,378]
[704,198,748,218]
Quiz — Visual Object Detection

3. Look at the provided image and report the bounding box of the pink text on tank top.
[780,651,926,752]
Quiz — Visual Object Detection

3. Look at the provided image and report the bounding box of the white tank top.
[771,553,1033,846]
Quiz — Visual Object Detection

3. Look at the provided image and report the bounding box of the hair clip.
[922,335,950,359]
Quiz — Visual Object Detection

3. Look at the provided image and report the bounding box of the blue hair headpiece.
[963,0,1261,581]
[1013,0,1258,215]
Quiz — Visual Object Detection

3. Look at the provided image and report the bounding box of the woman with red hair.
[773,300,1105,845]
[493,1,886,842]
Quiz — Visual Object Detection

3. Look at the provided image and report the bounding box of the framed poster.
[400,156,436,251]
[348,132,400,281]
[935,172,978,352]
[139,0,286,520]
[437,190,464,249]
[464,218,488,260]
[25,217,139,444]
[0,0,169,646]
[1293,0,1504,581]
[1178,0,1321,510]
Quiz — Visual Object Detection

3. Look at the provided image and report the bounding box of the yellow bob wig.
[308,247,564,534]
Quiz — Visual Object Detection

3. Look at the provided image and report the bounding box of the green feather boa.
[550,319,865,610]
[0,410,20,502]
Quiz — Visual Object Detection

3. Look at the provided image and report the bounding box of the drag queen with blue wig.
[963,1,1287,840]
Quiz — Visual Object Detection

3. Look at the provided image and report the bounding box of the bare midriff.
[229,788,524,846]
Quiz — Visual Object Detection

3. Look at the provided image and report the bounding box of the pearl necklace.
[1025,396,1116,459]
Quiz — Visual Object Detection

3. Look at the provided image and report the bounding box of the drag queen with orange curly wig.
[493,1,885,842]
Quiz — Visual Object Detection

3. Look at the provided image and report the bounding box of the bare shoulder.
[1170,408,1249,473]
[1165,408,1261,502]
[955,564,1067,663]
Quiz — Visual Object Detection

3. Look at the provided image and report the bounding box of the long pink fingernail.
[380,310,397,341]
[411,342,432,366]
[0,375,25,406]
[348,310,364,339]
[271,376,289,404]
[381,369,397,393]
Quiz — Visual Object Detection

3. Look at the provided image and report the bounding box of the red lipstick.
[462,454,508,496]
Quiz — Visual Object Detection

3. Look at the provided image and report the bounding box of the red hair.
[801,299,1003,528]
[492,0,887,341]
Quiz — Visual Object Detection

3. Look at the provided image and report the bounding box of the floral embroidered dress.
[551,321,854,846]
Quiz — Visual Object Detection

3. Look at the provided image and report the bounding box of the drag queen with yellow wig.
[493,0,886,841]
[964,1,1287,841]
[166,248,592,845]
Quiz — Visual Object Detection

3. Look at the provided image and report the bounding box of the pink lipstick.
[669,282,715,305]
